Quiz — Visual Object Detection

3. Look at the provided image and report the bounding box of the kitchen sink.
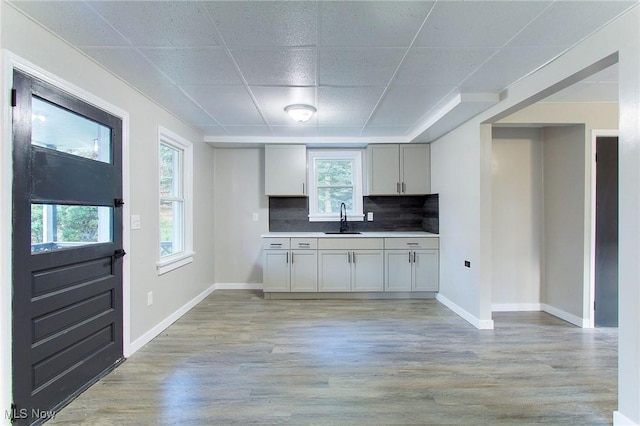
[324,231,361,234]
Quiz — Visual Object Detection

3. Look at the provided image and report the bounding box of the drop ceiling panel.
[319,1,434,47]
[185,85,264,126]
[317,87,384,113]
[224,126,274,137]
[197,125,228,137]
[10,1,129,47]
[89,1,220,47]
[81,47,171,93]
[396,48,497,86]
[271,126,318,138]
[318,48,405,86]
[368,85,455,127]
[231,48,316,86]
[204,1,318,47]
[140,47,241,86]
[461,46,566,92]
[508,1,636,47]
[317,127,364,137]
[415,1,552,48]
[145,84,218,126]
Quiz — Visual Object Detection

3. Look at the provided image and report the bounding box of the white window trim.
[156,126,195,275]
[307,149,364,222]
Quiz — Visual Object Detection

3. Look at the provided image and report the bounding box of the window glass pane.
[160,200,184,257]
[31,97,112,164]
[31,204,112,253]
[317,188,353,214]
[160,143,181,198]
[316,159,353,186]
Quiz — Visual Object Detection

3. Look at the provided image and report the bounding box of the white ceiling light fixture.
[284,104,316,123]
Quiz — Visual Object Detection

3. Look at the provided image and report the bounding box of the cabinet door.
[401,144,430,195]
[413,250,439,291]
[290,250,318,292]
[352,250,384,291]
[265,145,307,196]
[385,250,412,291]
[318,251,351,291]
[368,145,400,195]
[263,250,290,292]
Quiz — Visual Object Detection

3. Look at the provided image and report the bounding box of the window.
[157,127,194,274]
[308,150,364,221]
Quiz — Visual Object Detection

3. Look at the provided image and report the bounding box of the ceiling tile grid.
[8,0,637,143]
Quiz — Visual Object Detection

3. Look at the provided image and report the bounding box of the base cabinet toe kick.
[262,234,439,299]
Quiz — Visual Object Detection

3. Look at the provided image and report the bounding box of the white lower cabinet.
[384,237,439,292]
[290,249,318,292]
[318,249,384,292]
[263,238,317,292]
[318,238,384,292]
[385,250,439,291]
[263,235,438,295]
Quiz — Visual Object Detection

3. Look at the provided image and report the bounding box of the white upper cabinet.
[367,144,430,195]
[265,145,307,196]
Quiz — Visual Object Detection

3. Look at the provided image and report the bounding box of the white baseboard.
[436,294,494,330]
[614,411,639,426]
[214,283,263,290]
[492,303,543,312]
[126,283,216,356]
[542,304,588,328]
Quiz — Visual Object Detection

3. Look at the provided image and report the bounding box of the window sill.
[157,251,195,275]
[308,214,364,222]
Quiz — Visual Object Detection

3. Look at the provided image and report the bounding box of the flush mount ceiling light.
[284,104,316,123]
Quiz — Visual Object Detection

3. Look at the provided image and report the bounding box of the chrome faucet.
[339,202,348,233]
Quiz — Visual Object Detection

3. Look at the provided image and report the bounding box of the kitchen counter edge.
[261,231,439,238]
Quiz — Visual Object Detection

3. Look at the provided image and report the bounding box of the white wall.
[213,148,269,285]
[542,125,587,319]
[491,127,543,310]
[430,7,639,422]
[1,4,216,419]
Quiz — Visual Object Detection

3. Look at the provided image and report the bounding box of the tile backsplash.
[269,194,439,233]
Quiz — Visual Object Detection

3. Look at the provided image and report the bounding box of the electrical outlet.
[367,212,374,221]
[147,291,153,306]
[464,260,471,268]
[252,212,259,222]
[131,215,141,230]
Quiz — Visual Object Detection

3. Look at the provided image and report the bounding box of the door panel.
[413,250,439,291]
[594,136,618,327]
[352,251,384,292]
[12,70,123,425]
[385,251,412,291]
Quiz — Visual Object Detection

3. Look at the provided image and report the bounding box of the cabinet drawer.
[291,238,317,250]
[262,238,290,250]
[384,238,438,250]
[318,238,383,250]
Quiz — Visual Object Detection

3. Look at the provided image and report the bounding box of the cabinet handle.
[409,251,412,263]
[348,252,351,263]
[352,252,356,264]
[302,182,305,194]
[406,242,419,246]
[397,182,401,194]
[402,182,406,193]
[270,243,282,247]
[291,252,294,264]
[413,252,416,263]
[298,243,310,247]
[286,252,289,264]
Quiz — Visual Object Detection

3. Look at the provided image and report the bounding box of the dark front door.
[11,70,124,424]
[594,136,618,327]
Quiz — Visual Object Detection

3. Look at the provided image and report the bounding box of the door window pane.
[31,97,112,163]
[31,204,112,253]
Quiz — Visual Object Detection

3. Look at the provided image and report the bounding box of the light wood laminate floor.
[49,290,617,425]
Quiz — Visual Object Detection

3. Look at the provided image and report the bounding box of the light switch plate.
[367,212,374,221]
[147,291,153,306]
[252,213,259,222]
[131,215,141,230]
